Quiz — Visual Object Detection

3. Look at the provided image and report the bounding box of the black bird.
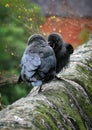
[17,34,56,92]
[48,33,74,74]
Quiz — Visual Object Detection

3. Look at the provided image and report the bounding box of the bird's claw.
[38,86,42,93]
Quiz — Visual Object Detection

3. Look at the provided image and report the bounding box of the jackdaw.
[17,34,56,92]
[48,33,74,74]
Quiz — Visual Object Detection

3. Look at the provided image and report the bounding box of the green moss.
[62,81,91,130]
[43,89,86,130]
[77,64,92,101]
[33,110,59,130]
[33,102,71,130]
[62,63,92,129]
[79,29,89,43]
[32,116,46,130]
[76,95,92,121]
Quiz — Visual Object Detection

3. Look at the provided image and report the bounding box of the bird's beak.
[48,41,55,48]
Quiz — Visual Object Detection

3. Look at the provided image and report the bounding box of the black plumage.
[48,33,74,74]
[17,34,56,92]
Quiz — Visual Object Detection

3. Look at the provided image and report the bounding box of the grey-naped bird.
[17,34,56,92]
[48,33,74,74]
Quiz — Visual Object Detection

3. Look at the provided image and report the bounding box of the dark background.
[32,0,92,17]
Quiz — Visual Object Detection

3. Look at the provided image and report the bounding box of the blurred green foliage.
[1,84,31,105]
[79,29,89,44]
[0,0,45,106]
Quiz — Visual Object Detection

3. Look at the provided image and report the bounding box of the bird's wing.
[20,52,41,81]
[38,46,56,78]
[40,55,56,73]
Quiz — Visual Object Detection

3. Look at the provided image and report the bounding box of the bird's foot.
[54,75,66,83]
[38,86,42,93]
[55,75,63,81]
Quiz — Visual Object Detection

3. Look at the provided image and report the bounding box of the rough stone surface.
[0,38,92,130]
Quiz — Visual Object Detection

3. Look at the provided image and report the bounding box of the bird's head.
[28,34,46,45]
[48,33,64,51]
[48,32,74,54]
